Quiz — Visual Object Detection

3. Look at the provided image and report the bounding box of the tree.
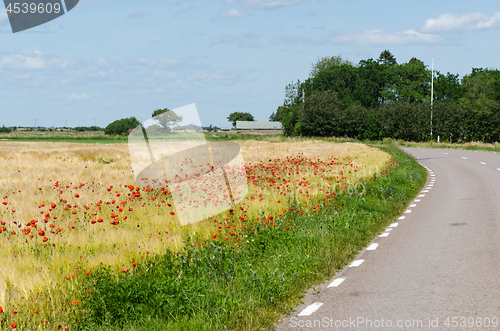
[299,90,343,137]
[377,50,397,66]
[309,55,354,78]
[382,60,431,103]
[104,117,141,135]
[227,112,255,128]
[151,108,183,132]
[459,68,500,115]
[431,71,462,103]
[269,106,284,121]
[309,63,359,107]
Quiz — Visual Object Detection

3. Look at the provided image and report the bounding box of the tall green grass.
[73,142,426,330]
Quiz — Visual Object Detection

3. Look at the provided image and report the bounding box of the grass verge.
[69,142,426,331]
[397,140,500,153]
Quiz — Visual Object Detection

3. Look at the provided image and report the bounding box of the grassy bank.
[69,143,426,330]
[398,140,500,153]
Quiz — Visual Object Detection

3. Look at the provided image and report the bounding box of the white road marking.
[350,259,364,267]
[398,216,405,220]
[418,194,425,197]
[328,278,345,288]
[405,210,412,213]
[410,204,417,207]
[389,222,398,227]
[480,162,486,165]
[422,190,429,192]
[298,302,323,316]
[462,157,468,159]
[425,187,432,189]
[443,152,448,154]
[497,168,500,171]
[430,175,435,177]
[385,228,393,232]
[367,243,379,250]
[414,199,421,202]
[380,232,390,237]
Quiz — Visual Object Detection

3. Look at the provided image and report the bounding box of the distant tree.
[378,50,397,66]
[309,55,354,78]
[269,106,284,122]
[0,126,11,133]
[151,108,183,132]
[227,112,255,128]
[104,117,141,135]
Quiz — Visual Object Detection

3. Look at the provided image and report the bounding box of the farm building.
[236,121,282,134]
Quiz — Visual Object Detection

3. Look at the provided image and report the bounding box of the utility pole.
[94,118,97,127]
[431,54,434,138]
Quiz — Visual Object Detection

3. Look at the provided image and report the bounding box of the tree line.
[274,51,500,143]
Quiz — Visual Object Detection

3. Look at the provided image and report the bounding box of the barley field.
[0,139,389,328]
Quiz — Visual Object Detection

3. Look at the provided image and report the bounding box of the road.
[276,147,500,330]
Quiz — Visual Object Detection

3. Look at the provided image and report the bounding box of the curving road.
[276,148,500,331]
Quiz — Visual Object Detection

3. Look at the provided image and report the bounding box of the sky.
[1,0,500,128]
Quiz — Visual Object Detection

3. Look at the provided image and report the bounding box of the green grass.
[70,141,426,331]
[397,140,500,153]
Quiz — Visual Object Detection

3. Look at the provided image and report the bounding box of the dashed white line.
[480,162,486,165]
[405,209,412,213]
[410,204,417,207]
[418,195,425,197]
[443,152,449,154]
[414,199,421,202]
[380,232,390,237]
[385,228,393,232]
[389,223,398,227]
[497,168,500,171]
[350,259,364,267]
[398,216,405,220]
[422,190,429,193]
[425,187,432,189]
[328,278,345,288]
[367,243,379,251]
[462,157,468,159]
[298,302,323,316]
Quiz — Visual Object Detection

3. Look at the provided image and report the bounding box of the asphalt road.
[276,147,500,331]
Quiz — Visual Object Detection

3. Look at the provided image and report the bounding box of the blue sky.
[1,0,500,128]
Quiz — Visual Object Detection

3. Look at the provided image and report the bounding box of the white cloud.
[223,8,242,17]
[222,0,311,16]
[239,0,301,9]
[0,51,69,70]
[422,12,500,33]
[68,93,90,100]
[332,29,441,46]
